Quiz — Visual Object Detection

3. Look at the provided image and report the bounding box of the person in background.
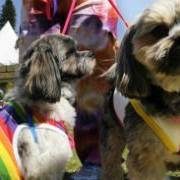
[19,0,61,60]
[65,1,119,179]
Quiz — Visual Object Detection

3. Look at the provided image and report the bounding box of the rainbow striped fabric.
[0,101,23,179]
[0,100,81,179]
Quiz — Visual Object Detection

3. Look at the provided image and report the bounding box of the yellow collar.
[130,99,180,153]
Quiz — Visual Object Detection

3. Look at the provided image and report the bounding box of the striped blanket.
[0,101,81,179]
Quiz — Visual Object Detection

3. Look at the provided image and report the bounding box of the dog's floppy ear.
[20,44,62,103]
[116,26,150,98]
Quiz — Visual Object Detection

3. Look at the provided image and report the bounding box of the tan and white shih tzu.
[0,34,95,179]
[100,0,180,179]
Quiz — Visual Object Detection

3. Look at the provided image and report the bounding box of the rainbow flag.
[0,100,81,179]
[0,102,22,179]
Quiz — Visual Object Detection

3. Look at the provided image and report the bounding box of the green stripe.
[8,101,37,124]
[0,158,11,180]
[8,101,26,122]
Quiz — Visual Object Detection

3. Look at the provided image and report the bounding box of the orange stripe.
[0,127,22,177]
[0,127,14,160]
[0,118,14,142]
[0,141,21,179]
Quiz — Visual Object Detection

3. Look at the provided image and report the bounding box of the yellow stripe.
[0,127,14,161]
[0,127,21,178]
[0,141,21,180]
[130,99,177,153]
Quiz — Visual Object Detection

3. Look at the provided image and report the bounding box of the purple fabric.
[0,109,18,133]
[53,0,58,16]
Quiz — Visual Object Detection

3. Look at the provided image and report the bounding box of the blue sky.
[0,0,155,36]
[117,0,155,39]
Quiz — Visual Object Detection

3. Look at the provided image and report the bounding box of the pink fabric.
[62,0,77,34]
[72,0,118,36]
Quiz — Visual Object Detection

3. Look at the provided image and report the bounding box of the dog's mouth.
[145,85,180,115]
[61,57,96,81]
[81,57,96,74]
[77,51,96,75]
[61,72,85,81]
[165,91,180,114]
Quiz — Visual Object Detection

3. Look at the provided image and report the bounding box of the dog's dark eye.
[151,25,169,39]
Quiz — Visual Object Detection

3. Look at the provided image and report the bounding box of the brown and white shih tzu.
[2,34,95,179]
[115,0,180,179]
[100,0,180,179]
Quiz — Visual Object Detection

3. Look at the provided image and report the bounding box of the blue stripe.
[0,109,18,133]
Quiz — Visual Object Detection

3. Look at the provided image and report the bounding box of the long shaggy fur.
[5,34,96,179]
[101,0,180,179]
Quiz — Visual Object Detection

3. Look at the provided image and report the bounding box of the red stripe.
[0,118,14,142]
[0,127,22,178]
